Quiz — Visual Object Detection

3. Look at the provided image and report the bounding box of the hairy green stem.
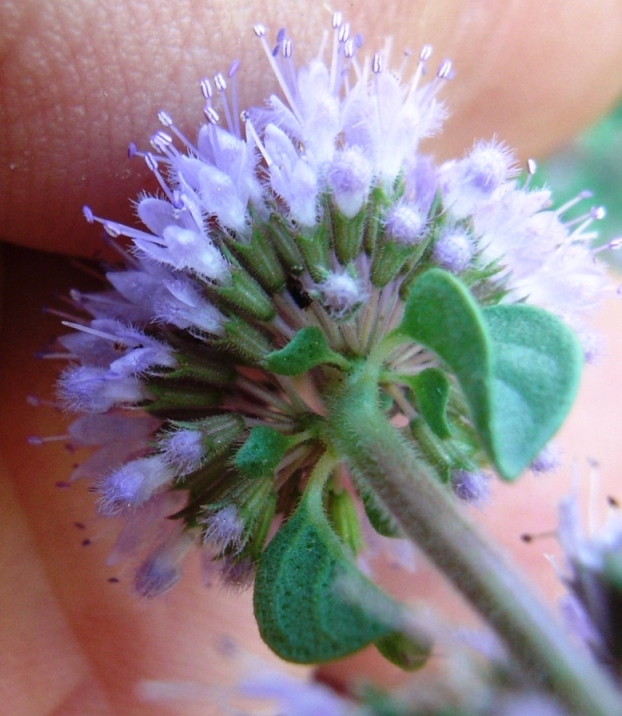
[326,361,622,716]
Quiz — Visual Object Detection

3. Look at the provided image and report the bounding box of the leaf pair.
[395,269,582,479]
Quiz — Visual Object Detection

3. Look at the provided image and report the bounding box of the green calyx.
[214,266,276,321]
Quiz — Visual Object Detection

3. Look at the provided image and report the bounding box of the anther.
[520,529,556,543]
[203,106,220,125]
[419,44,433,62]
[590,206,606,220]
[127,142,138,159]
[526,158,538,175]
[200,78,213,99]
[608,238,622,251]
[253,24,266,38]
[83,206,94,223]
[276,28,286,44]
[150,131,173,153]
[344,39,354,58]
[103,222,121,238]
[437,59,453,79]
[282,38,292,58]
[338,23,350,43]
[214,73,227,92]
[372,53,383,74]
[144,152,159,172]
[332,11,343,29]
[157,110,174,127]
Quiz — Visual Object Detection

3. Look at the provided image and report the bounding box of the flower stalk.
[326,358,622,716]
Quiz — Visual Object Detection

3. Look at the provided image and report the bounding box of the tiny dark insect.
[286,275,313,309]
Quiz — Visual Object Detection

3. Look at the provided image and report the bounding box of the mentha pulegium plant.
[38,12,622,716]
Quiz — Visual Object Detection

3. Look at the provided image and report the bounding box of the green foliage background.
[535,100,622,269]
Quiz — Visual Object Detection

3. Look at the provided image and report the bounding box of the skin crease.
[1,0,622,713]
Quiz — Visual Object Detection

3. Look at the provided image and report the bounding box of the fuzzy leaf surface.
[234,426,295,479]
[254,481,419,663]
[482,303,582,479]
[396,269,582,479]
[263,327,346,375]
[403,367,451,439]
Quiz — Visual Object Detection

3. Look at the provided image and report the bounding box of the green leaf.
[403,367,451,439]
[396,268,492,440]
[234,426,296,479]
[395,269,582,479]
[263,326,348,376]
[254,478,423,663]
[482,304,582,479]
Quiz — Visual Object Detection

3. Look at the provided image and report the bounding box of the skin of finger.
[0,246,310,716]
[2,0,622,256]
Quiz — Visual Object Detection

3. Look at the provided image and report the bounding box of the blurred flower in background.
[536,100,622,266]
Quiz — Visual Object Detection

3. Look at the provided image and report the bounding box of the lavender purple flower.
[558,493,622,676]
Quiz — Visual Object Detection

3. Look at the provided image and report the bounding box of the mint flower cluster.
[44,16,622,710]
